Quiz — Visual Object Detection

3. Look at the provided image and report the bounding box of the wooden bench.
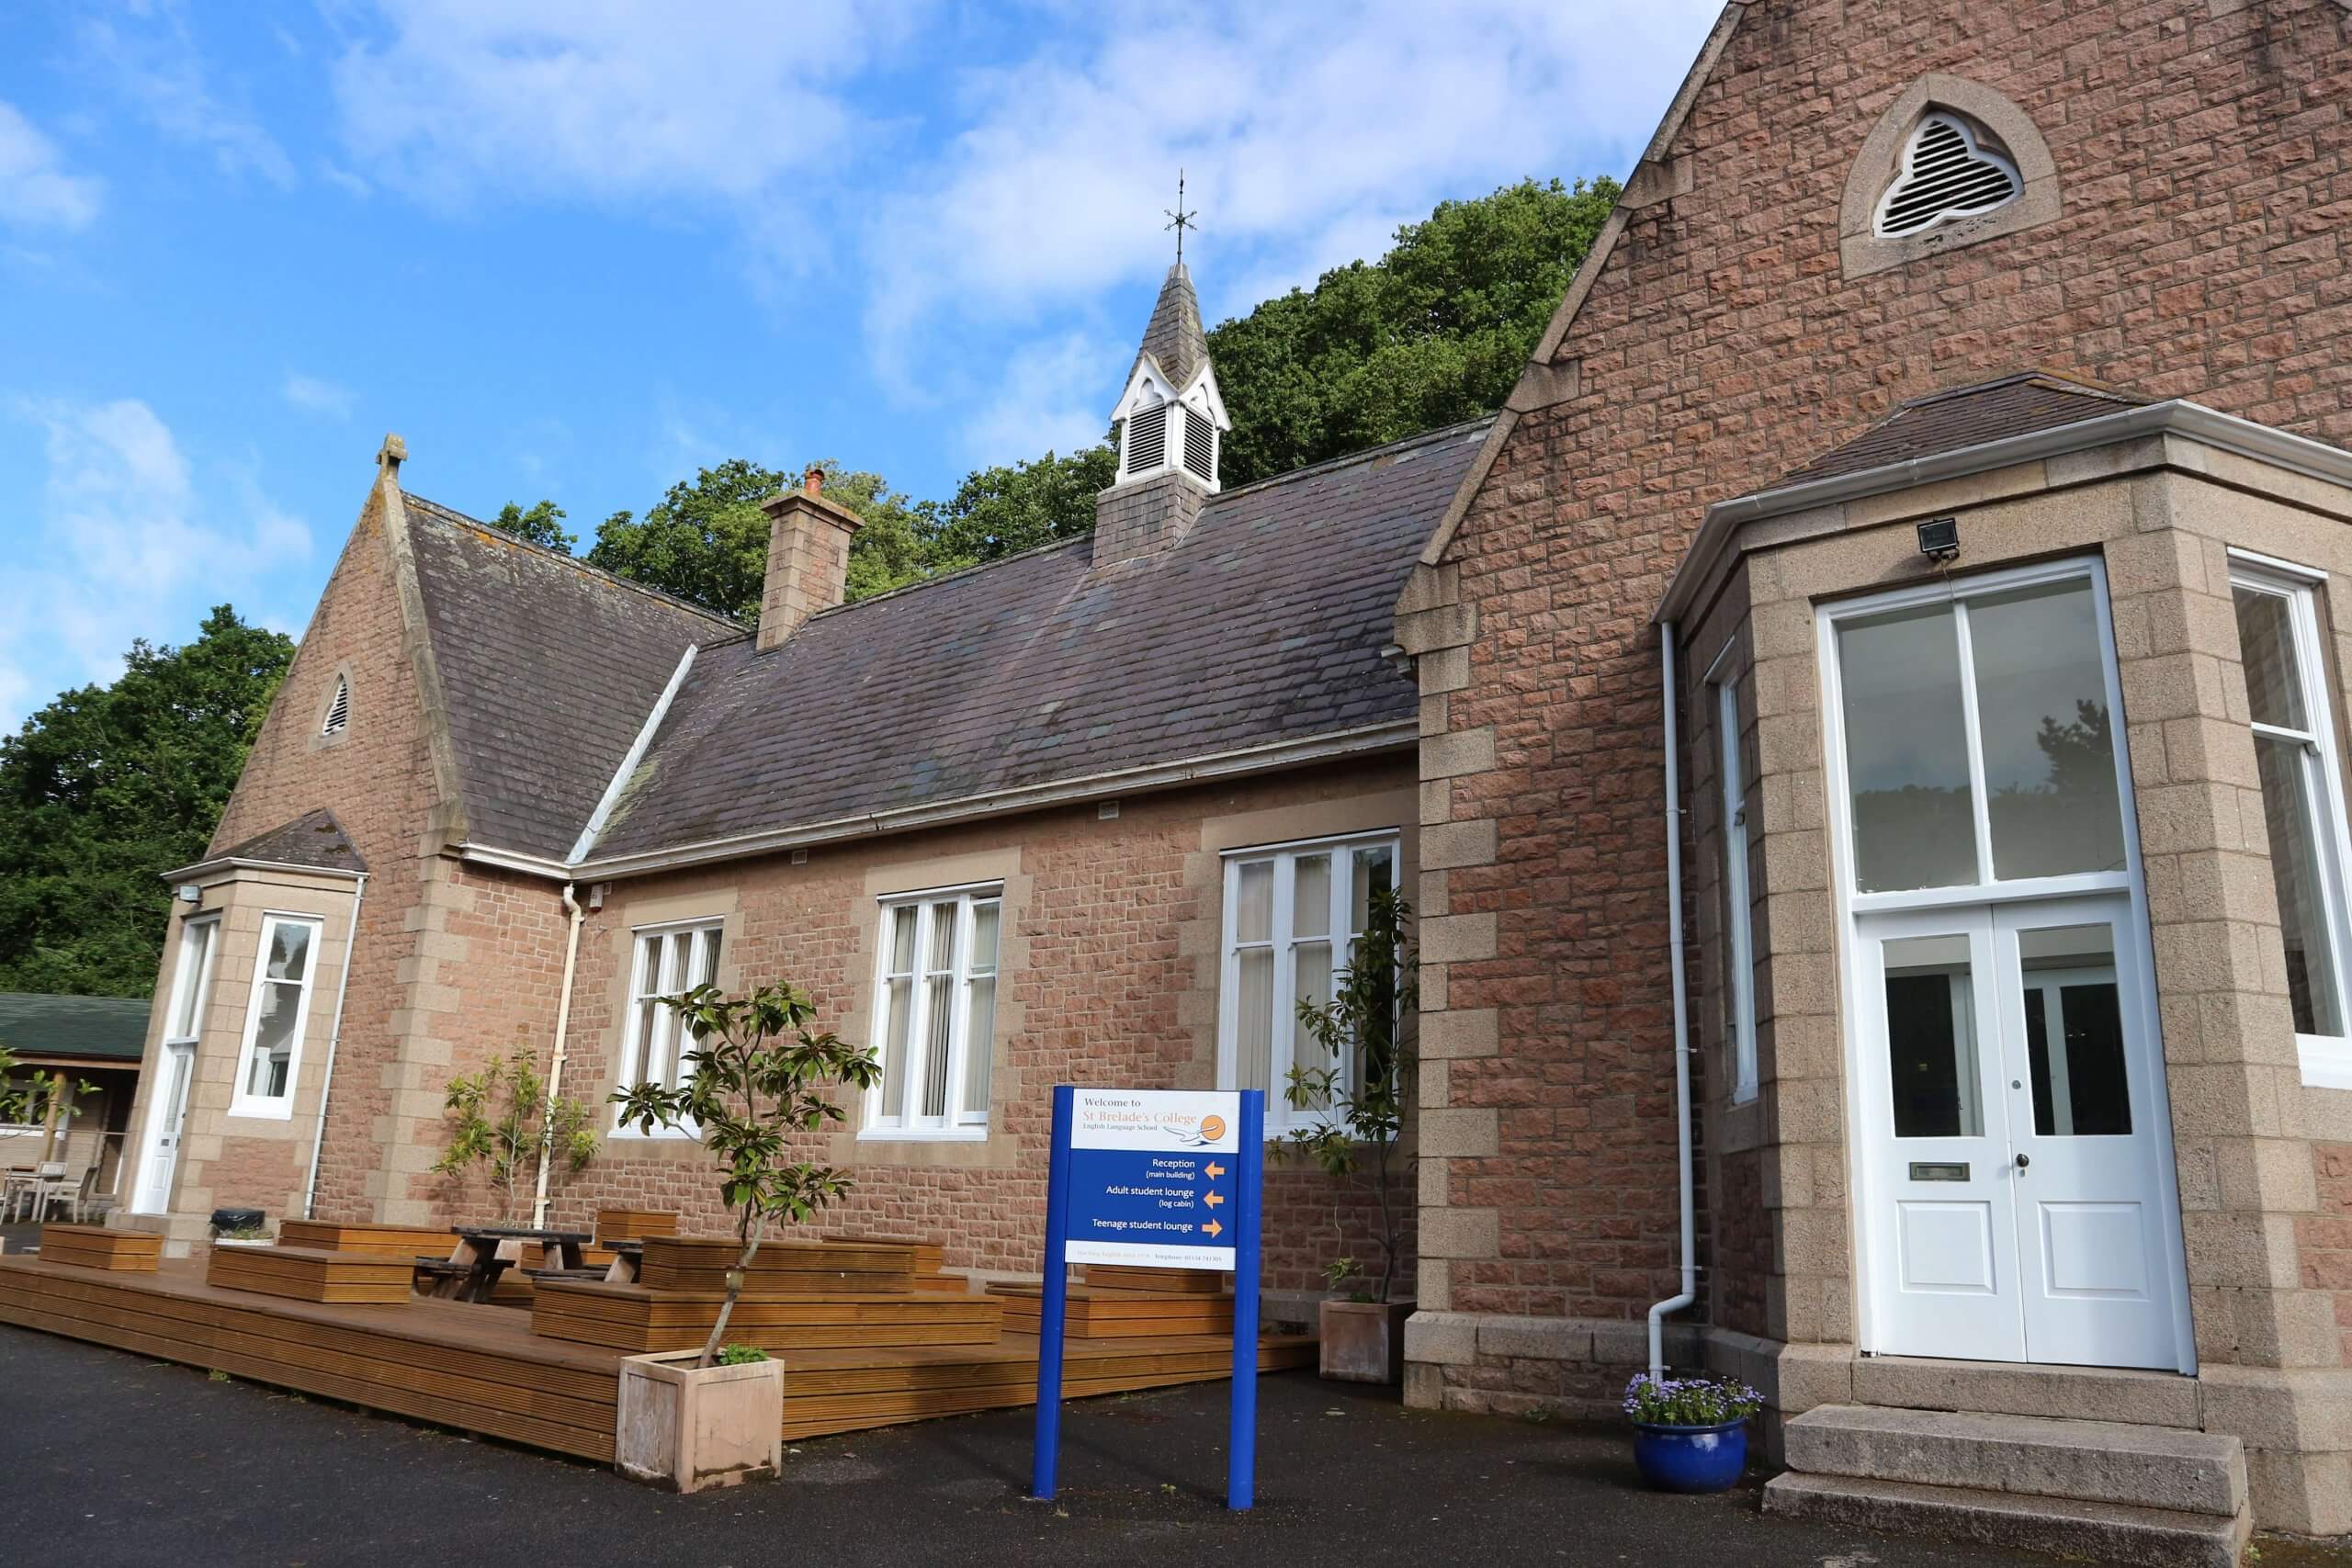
[637,1236,918,1297]
[989,1282,1235,1339]
[39,1224,161,1272]
[208,1244,413,1304]
[531,1279,1005,1353]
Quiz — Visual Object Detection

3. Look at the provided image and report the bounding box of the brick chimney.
[756,465,863,651]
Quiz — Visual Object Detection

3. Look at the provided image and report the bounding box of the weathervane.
[1164,170,1198,265]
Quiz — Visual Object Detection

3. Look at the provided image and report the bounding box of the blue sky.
[0,0,1721,730]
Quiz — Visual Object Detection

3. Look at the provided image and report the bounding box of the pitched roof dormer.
[1096,263,1232,565]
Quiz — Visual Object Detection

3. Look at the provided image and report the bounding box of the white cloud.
[282,370,355,418]
[0,101,104,231]
[958,331,1118,466]
[0,398,312,729]
[77,3,297,188]
[330,0,922,209]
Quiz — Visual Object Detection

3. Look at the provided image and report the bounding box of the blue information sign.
[1032,1085,1265,1510]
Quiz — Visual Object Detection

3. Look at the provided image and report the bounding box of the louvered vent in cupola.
[1182,406,1215,482]
[1125,402,1170,477]
[322,676,350,737]
[1873,112,2021,239]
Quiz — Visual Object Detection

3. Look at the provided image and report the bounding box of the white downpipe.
[531,882,586,1227]
[303,872,369,1220]
[1646,622,1697,1382]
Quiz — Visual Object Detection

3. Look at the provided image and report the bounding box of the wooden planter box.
[207,1244,413,1303]
[615,1350,784,1493]
[40,1225,161,1271]
[535,1280,1003,1352]
[638,1236,916,1297]
[991,1282,1234,1339]
[276,1219,450,1259]
[1319,1298,1414,1384]
[595,1208,681,1246]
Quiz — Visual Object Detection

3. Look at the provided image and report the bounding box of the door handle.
[2014,1152,2030,1171]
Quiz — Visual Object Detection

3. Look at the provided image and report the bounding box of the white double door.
[1855,893,2188,1370]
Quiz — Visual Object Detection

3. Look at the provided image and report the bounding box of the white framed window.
[614,919,724,1132]
[2229,561,2352,1087]
[164,913,220,1050]
[864,884,1001,1138]
[1218,832,1398,1134]
[229,913,322,1119]
[1713,674,1759,1104]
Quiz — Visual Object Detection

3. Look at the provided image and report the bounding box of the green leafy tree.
[610,981,880,1366]
[492,500,577,554]
[585,458,786,623]
[922,446,1116,570]
[1285,888,1419,1303]
[432,1045,598,1224]
[1209,176,1620,485]
[0,606,294,996]
[0,1041,95,1130]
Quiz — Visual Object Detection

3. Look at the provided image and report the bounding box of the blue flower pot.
[1631,1417,1748,1493]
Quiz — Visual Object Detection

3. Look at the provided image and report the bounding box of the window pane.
[173,923,213,1037]
[1970,580,2126,880]
[888,906,917,973]
[962,976,996,1115]
[2256,733,2346,1036]
[926,902,958,972]
[631,998,657,1085]
[1237,861,1272,944]
[695,928,722,987]
[2236,587,2309,732]
[922,975,954,1117]
[968,901,1000,974]
[2019,924,2129,1137]
[248,983,299,1099]
[1882,934,1982,1138]
[1235,948,1274,1091]
[1292,855,1331,939]
[880,976,912,1118]
[1838,604,1979,892]
[665,931,692,992]
[1293,941,1334,1110]
[266,920,312,984]
[1351,846,1395,934]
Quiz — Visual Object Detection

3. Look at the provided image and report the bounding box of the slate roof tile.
[0,992,153,1061]
[217,807,368,874]
[1776,371,2149,488]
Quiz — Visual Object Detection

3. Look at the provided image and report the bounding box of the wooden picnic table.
[602,1238,644,1285]
[421,1225,594,1303]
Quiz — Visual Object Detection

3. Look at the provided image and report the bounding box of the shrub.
[1622,1373,1765,1427]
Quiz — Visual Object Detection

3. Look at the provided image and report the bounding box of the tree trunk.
[699,1213,768,1367]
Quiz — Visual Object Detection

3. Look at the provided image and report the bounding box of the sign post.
[1030,1085,1264,1509]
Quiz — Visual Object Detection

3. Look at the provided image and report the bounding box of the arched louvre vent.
[1874,113,2021,238]
[1125,403,1170,474]
[322,676,350,736]
[1182,406,1215,482]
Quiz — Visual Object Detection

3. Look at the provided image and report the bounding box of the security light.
[1917,516,1961,563]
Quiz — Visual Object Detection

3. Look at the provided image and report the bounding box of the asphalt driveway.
[0,1322,2223,1567]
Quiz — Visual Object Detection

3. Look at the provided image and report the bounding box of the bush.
[717,1344,770,1366]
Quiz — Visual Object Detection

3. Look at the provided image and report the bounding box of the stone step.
[1785,1404,2246,1517]
[1763,1473,2252,1568]
[1851,1355,2200,1428]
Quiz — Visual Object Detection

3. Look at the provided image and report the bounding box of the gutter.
[1657,398,2352,626]
[1645,625,1697,1381]
[302,870,368,1219]
[160,855,367,885]
[530,881,586,1228]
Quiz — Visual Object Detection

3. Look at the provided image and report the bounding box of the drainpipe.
[531,882,586,1228]
[1646,622,1698,1382]
[303,871,369,1220]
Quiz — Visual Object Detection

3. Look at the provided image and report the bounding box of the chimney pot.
[804,464,823,497]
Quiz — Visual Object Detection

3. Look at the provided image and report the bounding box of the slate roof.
[0,993,151,1062]
[586,419,1492,861]
[217,808,368,874]
[1777,371,2149,488]
[401,495,737,860]
[1134,263,1211,390]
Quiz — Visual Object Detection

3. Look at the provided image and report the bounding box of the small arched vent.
[1182,406,1215,482]
[1125,402,1169,475]
[1874,112,2021,238]
[322,676,351,737]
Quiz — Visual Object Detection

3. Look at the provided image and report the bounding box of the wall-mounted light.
[175,884,202,904]
[1917,515,1961,564]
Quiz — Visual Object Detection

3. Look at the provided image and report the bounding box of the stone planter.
[615,1350,784,1493]
[1319,1297,1414,1383]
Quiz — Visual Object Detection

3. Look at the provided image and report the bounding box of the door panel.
[134,1043,194,1215]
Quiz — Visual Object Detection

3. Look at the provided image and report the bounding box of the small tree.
[1285,887,1419,1304]
[609,981,880,1367]
[0,1041,95,1135]
[432,1046,597,1224]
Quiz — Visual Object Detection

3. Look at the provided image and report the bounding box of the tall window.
[865,886,1001,1137]
[616,919,724,1126]
[2232,564,2352,1074]
[1715,679,1758,1103]
[1219,834,1397,1132]
[165,914,220,1050]
[230,914,322,1118]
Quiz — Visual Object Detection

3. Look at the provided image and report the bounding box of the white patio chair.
[25,1161,70,1224]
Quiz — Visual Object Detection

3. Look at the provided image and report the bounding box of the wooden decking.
[0,1253,1313,1461]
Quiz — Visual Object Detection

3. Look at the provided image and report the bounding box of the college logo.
[1163,1112,1226,1146]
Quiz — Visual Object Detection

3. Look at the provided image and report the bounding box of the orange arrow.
[1205,1161,1226,1179]
[1204,1218,1224,1238]
[1204,1190,1225,1208]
